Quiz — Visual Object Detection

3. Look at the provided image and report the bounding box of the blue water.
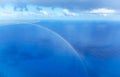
[0,20,120,77]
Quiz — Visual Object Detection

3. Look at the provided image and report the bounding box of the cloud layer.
[0,2,119,20]
[90,8,116,16]
[0,6,118,20]
[0,0,120,11]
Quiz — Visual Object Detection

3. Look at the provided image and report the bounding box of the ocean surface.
[0,20,120,77]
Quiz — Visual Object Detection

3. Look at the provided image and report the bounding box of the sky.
[0,0,120,10]
[0,0,120,20]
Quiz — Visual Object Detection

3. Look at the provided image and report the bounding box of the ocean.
[0,20,120,77]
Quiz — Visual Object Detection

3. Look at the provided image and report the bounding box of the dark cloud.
[0,0,120,11]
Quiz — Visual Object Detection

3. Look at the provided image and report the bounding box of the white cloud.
[3,5,118,20]
[0,6,80,19]
[90,8,116,16]
[62,9,78,16]
[39,10,49,16]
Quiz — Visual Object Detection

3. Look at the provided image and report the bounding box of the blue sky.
[0,0,120,20]
[0,0,120,10]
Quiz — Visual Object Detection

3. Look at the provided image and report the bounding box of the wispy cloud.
[62,9,78,16]
[0,5,119,20]
[0,6,79,19]
[0,0,120,11]
[39,10,49,16]
[89,8,116,16]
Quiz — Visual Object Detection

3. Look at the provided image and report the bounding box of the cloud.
[0,5,79,20]
[89,8,116,16]
[39,10,49,16]
[0,0,120,11]
[62,9,78,16]
[90,8,116,14]
[0,4,119,20]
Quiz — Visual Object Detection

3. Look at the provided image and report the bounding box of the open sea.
[0,20,120,77]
